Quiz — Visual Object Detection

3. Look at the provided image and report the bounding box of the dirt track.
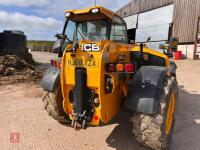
[0,51,200,150]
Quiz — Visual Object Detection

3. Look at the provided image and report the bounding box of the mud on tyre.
[42,82,69,124]
[132,77,178,150]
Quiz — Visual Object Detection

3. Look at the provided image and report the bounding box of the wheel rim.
[165,94,175,134]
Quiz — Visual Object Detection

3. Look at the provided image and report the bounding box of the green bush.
[27,40,55,52]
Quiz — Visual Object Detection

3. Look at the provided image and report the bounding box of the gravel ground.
[0,52,200,150]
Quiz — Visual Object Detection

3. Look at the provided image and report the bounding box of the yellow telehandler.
[41,6,178,150]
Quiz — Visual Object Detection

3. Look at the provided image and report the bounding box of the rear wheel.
[42,82,69,124]
[132,77,178,150]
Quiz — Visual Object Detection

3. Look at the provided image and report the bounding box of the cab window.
[110,16,128,43]
[76,20,108,41]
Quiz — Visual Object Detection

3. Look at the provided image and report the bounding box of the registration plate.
[67,59,99,67]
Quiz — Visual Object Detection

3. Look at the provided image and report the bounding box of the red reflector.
[55,61,60,68]
[51,60,61,69]
[108,64,115,72]
[125,63,134,72]
[69,110,72,115]
[94,115,99,120]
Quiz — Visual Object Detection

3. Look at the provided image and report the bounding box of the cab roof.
[65,6,116,21]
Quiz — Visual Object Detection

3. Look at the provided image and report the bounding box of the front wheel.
[42,82,69,124]
[132,77,178,150]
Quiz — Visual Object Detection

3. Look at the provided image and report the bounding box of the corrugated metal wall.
[117,0,200,43]
[117,0,174,17]
[172,0,200,43]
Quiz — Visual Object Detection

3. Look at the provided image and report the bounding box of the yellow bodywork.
[60,41,170,125]
[60,6,171,126]
[65,6,115,21]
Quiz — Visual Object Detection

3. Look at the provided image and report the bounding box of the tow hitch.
[71,110,87,129]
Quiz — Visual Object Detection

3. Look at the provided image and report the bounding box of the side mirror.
[55,33,73,44]
[146,37,151,42]
[52,38,66,57]
[53,38,65,51]
[55,34,66,40]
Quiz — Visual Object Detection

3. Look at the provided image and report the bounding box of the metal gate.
[194,17,200,59]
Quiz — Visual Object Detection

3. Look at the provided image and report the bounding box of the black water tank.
[0,30,27,55]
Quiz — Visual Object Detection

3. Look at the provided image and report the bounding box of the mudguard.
[125,66,168,114]
[41,67,60,92]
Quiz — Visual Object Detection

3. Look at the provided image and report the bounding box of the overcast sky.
[0,0,131,40]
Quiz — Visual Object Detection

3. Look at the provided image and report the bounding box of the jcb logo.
[81,44,100,52]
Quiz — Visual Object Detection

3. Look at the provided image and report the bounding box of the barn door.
[135,5,174,51]
[194,17,200,60]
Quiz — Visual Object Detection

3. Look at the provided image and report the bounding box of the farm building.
[116,0,200,59]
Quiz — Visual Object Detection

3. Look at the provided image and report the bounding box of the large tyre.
[42,82,69,124]
[132,77,178,150]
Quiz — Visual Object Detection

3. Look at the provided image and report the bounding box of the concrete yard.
[0,51,200,150]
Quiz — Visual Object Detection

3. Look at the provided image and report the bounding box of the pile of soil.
[0,54,43,85]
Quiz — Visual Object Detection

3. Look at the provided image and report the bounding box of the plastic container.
[0,30,27,55]
[174,51,182,60]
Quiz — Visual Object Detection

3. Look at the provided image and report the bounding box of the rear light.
[125,63,134,72]
[91,8,99,14]
[69,110,72,115]
[106,63,134,73]
[65,12,71,17]
[94,115,99,121]
[55,61,59,68]
[51,60,61,69]
[107,63,115,72]
[116,64,124,72]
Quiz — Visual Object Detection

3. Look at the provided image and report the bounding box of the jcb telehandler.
[41,6,178,150]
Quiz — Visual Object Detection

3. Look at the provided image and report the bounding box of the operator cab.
[53,6,128,56]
